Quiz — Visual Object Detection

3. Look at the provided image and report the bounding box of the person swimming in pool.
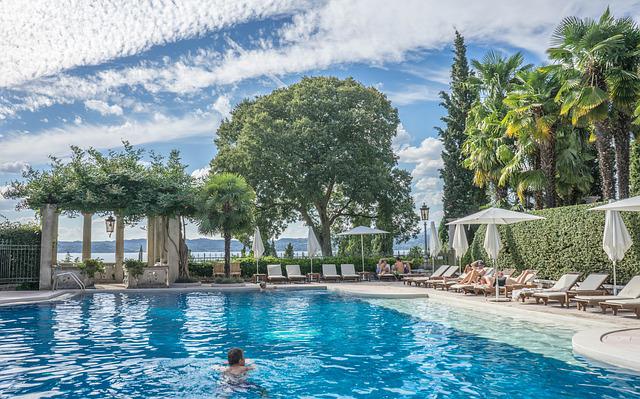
[225,348,254,376]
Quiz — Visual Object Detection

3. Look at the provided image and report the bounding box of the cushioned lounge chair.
[482,269,538,297]
[230,262,242,278]
[422,265,458,288]
[340,264,360,282]
[450,267,495,293]
[573,276,640,311]
[322,264,341,282]
[404,265,448,285]
[532,273,608,307]
[528,272,582,306]
[267,264,287,283]
[285,264,307,283]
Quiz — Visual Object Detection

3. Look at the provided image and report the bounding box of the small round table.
[307,272,321,283]
[358,271,371,281]
[253,273,266,283]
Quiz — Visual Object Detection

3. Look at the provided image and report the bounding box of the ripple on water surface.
[0,291,639,398]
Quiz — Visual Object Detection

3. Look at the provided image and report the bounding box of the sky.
[1,0,639,242]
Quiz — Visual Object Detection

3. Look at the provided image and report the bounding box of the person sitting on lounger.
[394,257,404,273]
[377,259,389,275]
[225,348,254,376]
[458,260,487,284]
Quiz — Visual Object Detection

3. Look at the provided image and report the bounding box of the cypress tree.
[630,139,640,197]
[437,31,486,239]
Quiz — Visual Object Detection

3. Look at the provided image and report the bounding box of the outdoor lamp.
[420,203,430,221]
[105,216,116,237]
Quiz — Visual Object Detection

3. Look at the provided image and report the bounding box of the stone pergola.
[39,204,181,290]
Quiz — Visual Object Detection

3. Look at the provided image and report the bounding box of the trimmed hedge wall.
[467,203,640,283]
[0,220,41,245]
[189,256,425,278]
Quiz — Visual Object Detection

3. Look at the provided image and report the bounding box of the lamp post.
[105,216,115,238]
[420,203,430,268]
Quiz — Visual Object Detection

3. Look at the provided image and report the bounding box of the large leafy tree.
[438,31,486,234]
[212,76,419,256]
[197,173,255,277]
[549,8,640,199]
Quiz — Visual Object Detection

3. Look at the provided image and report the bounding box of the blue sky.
[1,0,639,241]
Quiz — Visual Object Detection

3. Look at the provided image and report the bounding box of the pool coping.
[572,328,640,372]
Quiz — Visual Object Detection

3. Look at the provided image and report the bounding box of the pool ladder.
[52,272,86,291]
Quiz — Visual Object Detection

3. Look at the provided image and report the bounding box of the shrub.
[76,258,105,278]
[0,219,41,245]
[466,203,640,283]
[124,259,146,278]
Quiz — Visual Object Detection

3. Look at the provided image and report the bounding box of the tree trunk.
[178,216,190,279]
[320,221,332,256]
[224,231,231,278]
[594,120,616,200]
[540,134,557,208]
[613,112,631,199]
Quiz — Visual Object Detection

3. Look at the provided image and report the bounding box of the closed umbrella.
[138,245,143,262]
[307,226,322,275]
[338,226,388,273]
[428,221,441,273]
[451,223,468,272]
[590,206,633,295]
[448,207,544,300]
[252,228,265,276]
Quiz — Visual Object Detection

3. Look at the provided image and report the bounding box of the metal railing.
[0,240,40,286]
[52,272,86,290]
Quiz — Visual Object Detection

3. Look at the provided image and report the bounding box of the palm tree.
[197,172,255,277]
[548,8,640,199]
[463,51,530,204]
[503,69,563,208]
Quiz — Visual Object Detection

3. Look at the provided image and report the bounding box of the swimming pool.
[0,291,638,398]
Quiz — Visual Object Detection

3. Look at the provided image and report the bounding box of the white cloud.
[212,95,232,118]
[392,123,412,152]
[398,136,444,209]
[84,100,124,116]
[190,167,210,180]
[0,0,311,88]
[0,161,29,174]
[0,113,220,165]
[385,83,441,106]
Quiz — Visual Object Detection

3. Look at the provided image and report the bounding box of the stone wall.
[124,266,169,288]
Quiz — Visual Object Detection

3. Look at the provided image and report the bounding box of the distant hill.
[57,236,422,253]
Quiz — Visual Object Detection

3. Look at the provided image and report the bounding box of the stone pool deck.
[1,281,638,372]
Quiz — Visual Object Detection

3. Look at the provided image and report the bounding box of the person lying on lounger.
[459,260,487,284]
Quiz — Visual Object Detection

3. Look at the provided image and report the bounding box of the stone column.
[114,215,125,282]
[147,216,155,267]
[81,212,92,261]
[51,210,59,264]
[39,204,57,290]
[159,217,168,265]
[154,216,162,265]
[167,216,181,283]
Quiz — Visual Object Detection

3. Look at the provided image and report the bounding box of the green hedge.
[189,255,425,278]
[467,203,640,283]
[0,220,41,245]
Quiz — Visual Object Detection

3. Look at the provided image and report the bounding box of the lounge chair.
[481,269,538,297]
[531,273,608,307]
[528,272,582,306]
[573,275,640,311]
[322,264,341,282]
[267,264,287,283]
[599,298,640,318]
[285,265,307,283]
[340,264,360,282]
[404,265,448,285]
[422,265,458,288]
[213,262,225,277]
[450,267,495,293]
[230,262,242,278]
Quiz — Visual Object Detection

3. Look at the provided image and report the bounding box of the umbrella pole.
[310,256,313,275]
[361,235,365,273]
[494,258,499,300]
[613,260,617,295]
[432,257,435,274]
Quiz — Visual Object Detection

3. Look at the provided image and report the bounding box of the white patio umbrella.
[448,207,544,300]
[428,221,441,273]
[338,226,388,273]
[252,227,265,276]
[451,223,468,272]
[590,201,636,294]
[307,226,322,274]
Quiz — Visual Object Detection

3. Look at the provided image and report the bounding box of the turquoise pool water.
[0,291,638,398]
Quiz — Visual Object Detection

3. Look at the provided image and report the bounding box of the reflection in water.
[0,291,638,399]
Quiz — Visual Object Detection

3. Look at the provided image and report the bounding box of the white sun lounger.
[267,264,287,283]
[599,298,640,318]
[340,264,360,282]
[285,264,307,283]
[573,275,640,311]
[322,264,341,282]
[532,273,608,307]
[404,265,449,285]
[529,272,582,306]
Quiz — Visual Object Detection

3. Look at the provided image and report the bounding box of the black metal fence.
[0,240,40,286]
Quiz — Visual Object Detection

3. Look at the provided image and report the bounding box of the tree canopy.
[212,76,419,255]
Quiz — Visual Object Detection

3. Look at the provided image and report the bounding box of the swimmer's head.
[227,348,245,366]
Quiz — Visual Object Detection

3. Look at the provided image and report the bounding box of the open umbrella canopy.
[591,196,640,212]
[447,207,544,225]
[429,221,441,257]
[338,226,388,235]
